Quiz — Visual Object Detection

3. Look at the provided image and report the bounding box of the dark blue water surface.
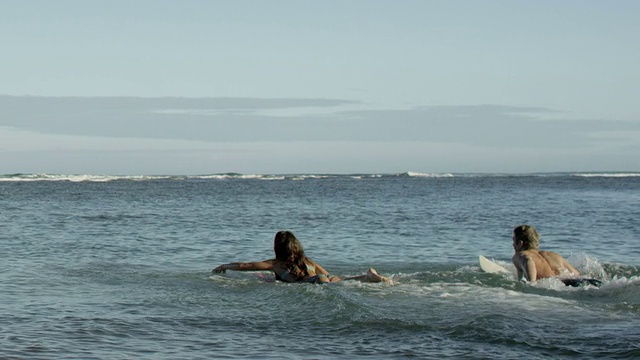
[1,173,639,359]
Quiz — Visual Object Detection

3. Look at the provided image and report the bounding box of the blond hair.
[513,225,540,250]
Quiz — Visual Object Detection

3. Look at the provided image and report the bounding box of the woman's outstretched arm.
[212,259,274,273]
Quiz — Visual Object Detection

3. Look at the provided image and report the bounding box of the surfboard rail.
[479,255,510,274]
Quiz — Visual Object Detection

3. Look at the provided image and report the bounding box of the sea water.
[1,172,639,359]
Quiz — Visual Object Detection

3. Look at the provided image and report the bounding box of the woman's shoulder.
[306,259,331,275]
[303,261,316,273]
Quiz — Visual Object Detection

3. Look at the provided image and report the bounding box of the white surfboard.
[479,255,510,274]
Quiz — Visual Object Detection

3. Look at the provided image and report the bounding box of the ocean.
[1,172,639,359]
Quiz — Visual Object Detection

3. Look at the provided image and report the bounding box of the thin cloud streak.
[2,96,638,145]
[1,96,638,174]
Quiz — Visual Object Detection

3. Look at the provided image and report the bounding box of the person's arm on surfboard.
[513,256,524,281]
[513,253,536,282]
[521,254,538,281]
[212,259,274,273]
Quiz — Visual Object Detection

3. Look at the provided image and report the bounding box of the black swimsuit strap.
[561,278,602,287]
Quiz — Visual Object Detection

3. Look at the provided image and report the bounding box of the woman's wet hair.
[273,230,310,279]
[513,225,540,250]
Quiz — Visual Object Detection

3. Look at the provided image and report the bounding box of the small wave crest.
[401,171,454,178]
[572,173,640,178]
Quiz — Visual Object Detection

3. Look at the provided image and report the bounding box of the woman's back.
[272,259,317,282]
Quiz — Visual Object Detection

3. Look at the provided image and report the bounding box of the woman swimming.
[212,230,392,284]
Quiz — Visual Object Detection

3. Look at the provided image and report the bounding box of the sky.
[1,1,639,175]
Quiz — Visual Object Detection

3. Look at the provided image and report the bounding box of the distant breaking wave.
[0,172,638,182]
[0,172,451,182]
[401,171,454,178]
[571,173,640,178]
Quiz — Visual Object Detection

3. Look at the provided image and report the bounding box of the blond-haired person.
[511,225,600,287]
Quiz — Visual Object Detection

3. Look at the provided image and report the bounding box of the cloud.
[1,96,638,174]
[2,96,638,148]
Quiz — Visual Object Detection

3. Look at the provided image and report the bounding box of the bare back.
[513,250,580,282]
[271,258,325,282]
